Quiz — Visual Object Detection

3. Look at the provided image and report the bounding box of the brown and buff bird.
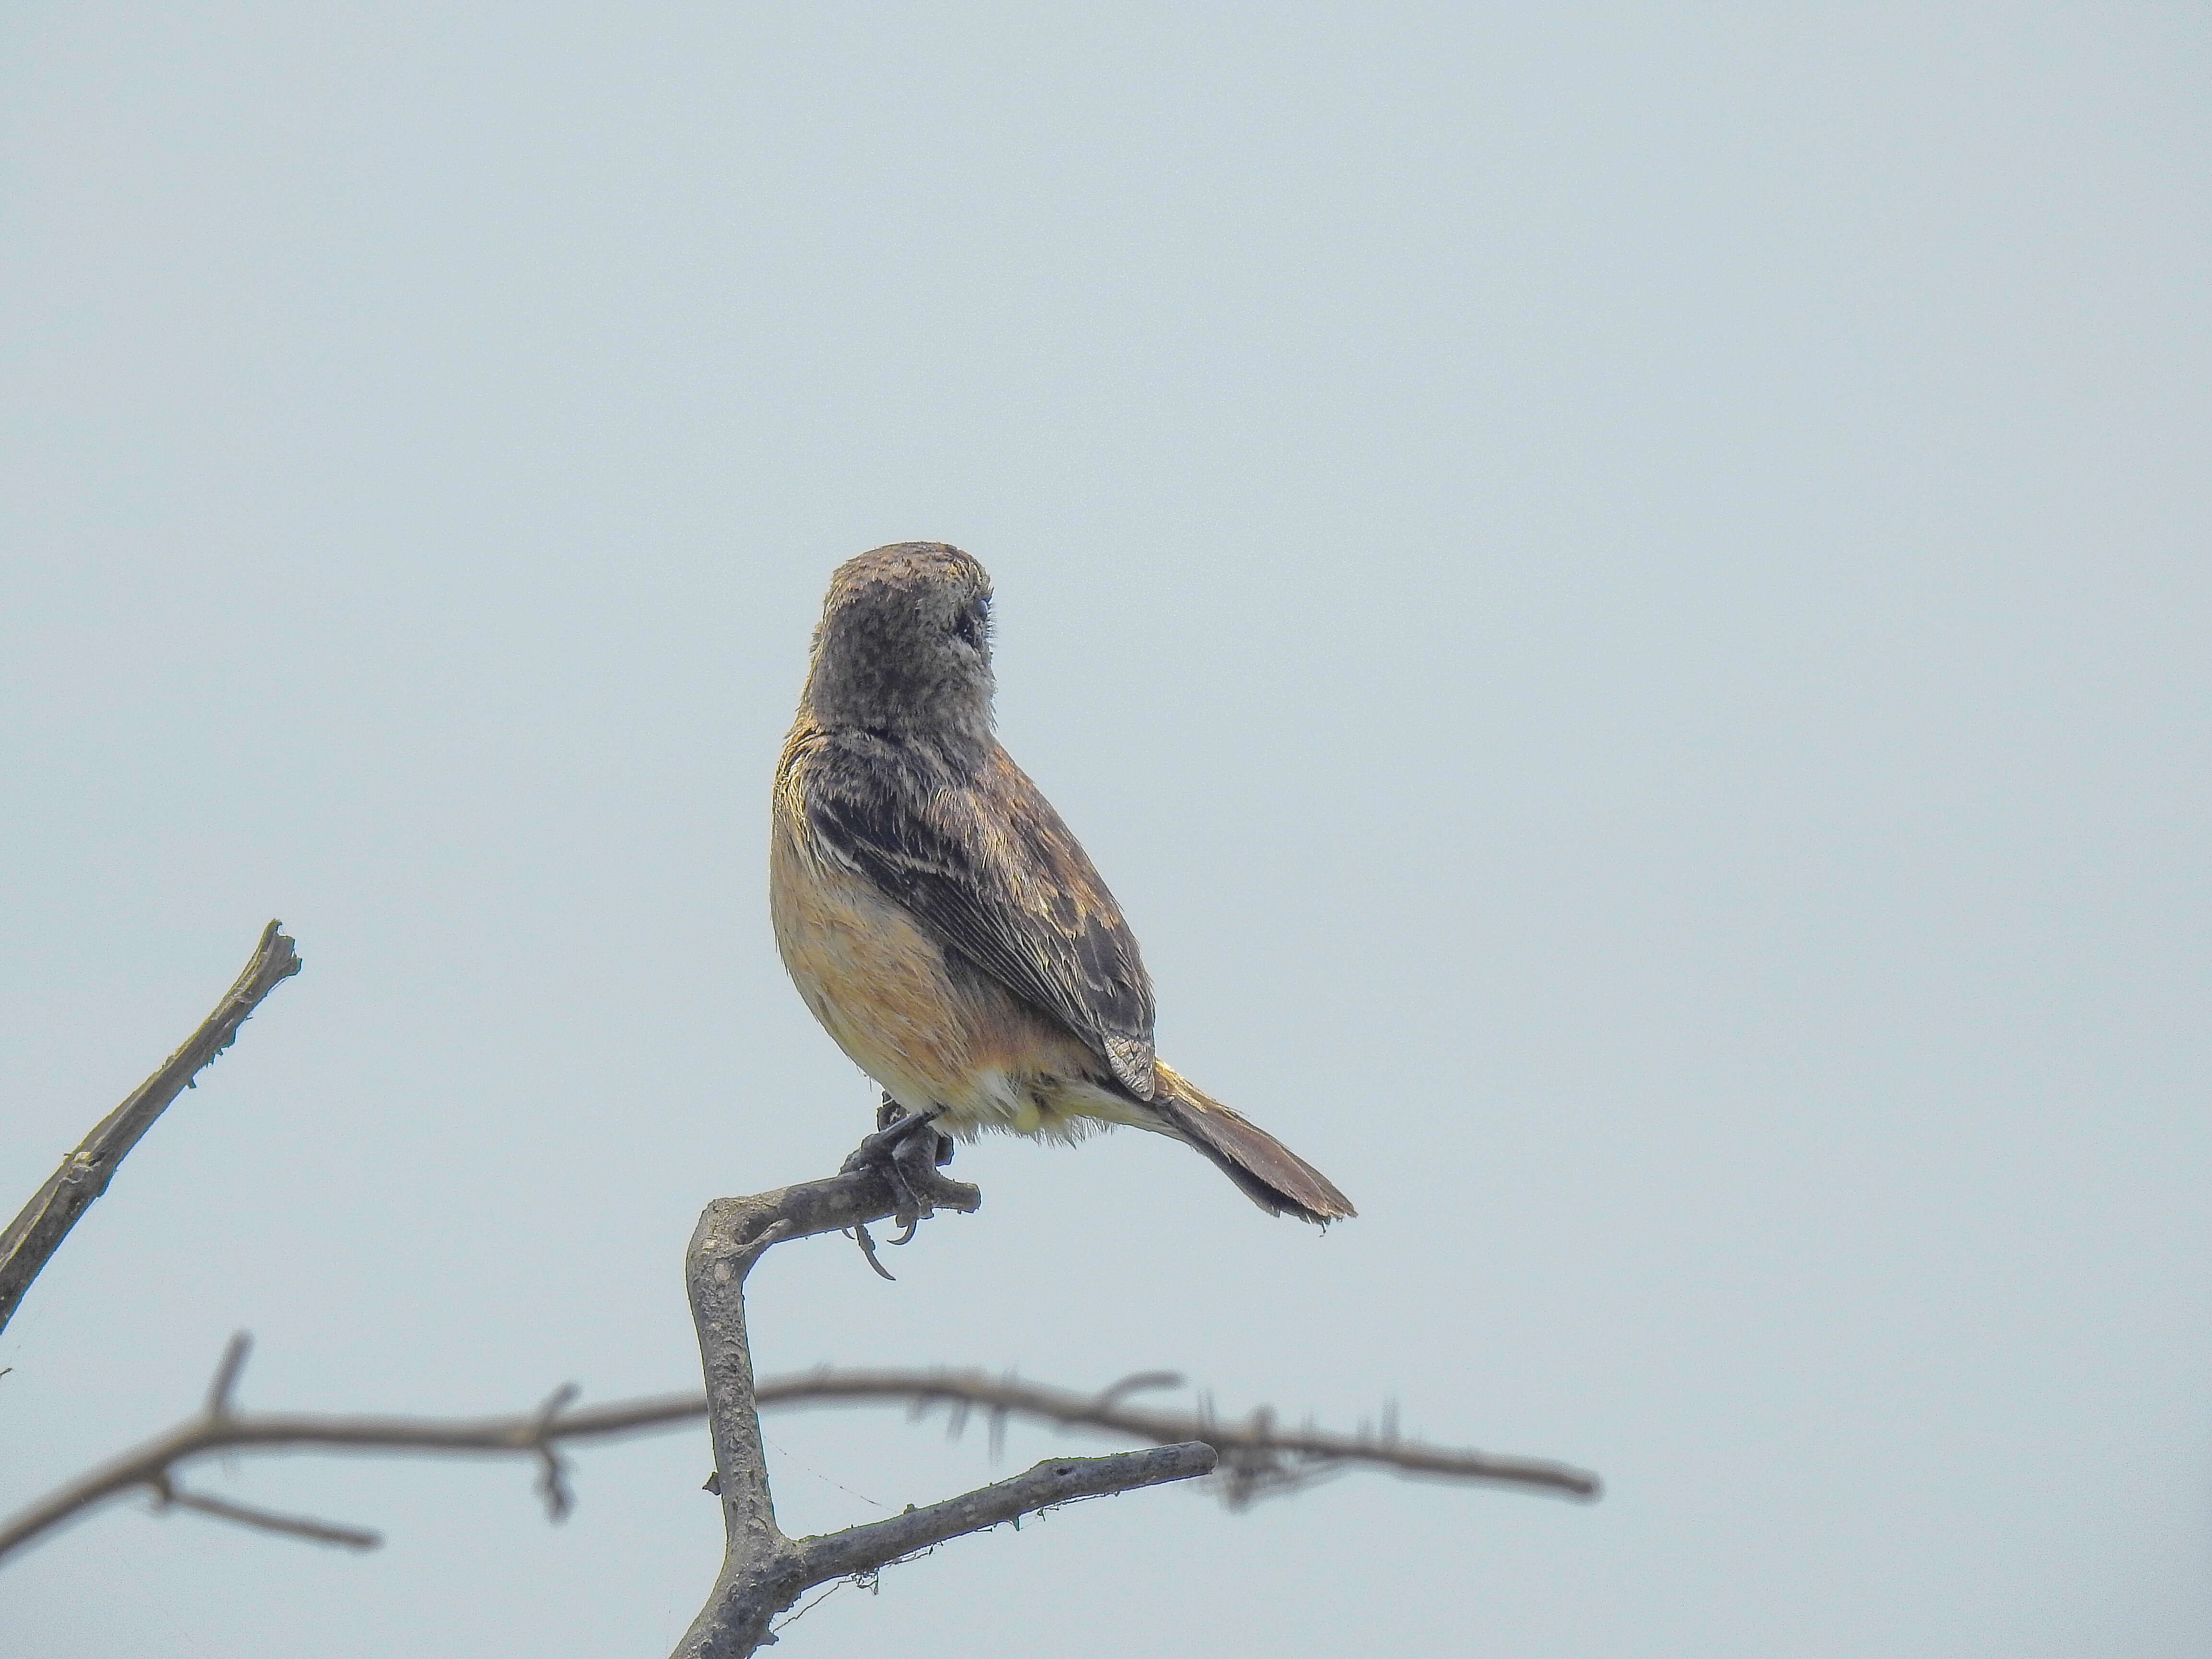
[770,542,1355,1225]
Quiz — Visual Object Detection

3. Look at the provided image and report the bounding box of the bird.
[769,541,1355,1225]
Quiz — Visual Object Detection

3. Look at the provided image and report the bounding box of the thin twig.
[795,1444,1217,1584]
[752,1368,1602,1500]
[0,1337,705,1566]
[160,1487,381,1551]
[0,922,303,1338]
[768,1578,847,1635]
[205,1332,252,1418]
[1095,1370,1184,1409]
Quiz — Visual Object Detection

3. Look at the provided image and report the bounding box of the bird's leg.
[875,1092,956,1166]
[868,1097,930,1243]
[845,1097,938,1171]
[840,1096,979,1232]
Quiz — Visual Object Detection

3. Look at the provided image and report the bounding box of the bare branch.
[796,1444,1217,1584]
[0,922,303,1338]
[0,1353,1594,1574]
[158,1485,381,1551]
[666,1148,1595,1658]
[0,921,1595,1659]
[2,1133,1591,1659]
[0,1335,708,1566]
[753,1368,1602,1501]
[674,1172,914,1659]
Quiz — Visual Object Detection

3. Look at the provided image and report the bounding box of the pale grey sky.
[3,4,2208,1655]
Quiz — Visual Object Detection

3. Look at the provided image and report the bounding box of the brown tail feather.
[1149,1062,1356,1225]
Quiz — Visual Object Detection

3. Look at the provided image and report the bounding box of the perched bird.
[770,542,1355,1224]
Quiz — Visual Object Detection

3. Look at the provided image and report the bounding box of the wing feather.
[804,733,1158,1097]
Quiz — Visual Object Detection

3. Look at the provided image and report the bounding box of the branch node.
[735,1218,793,1266]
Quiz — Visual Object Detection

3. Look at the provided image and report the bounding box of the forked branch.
[0,933,1599,1655]
[0,1339,1595,1573]
[0,1334,705,1564]
[668,1160,1600,1658]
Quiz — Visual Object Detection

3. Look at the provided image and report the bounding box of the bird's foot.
[840,1102,979,1233]
[866,1095,957,1165]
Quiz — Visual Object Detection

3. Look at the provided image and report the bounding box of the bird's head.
[802,542,996,740]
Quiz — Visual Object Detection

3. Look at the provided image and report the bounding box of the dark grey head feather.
[803,542,996,743]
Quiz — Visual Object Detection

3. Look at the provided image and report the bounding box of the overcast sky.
[3,4,2209,1655]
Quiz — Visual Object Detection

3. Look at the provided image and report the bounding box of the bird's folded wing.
[806,739,1158,1098]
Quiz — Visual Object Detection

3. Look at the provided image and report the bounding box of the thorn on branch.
[1094,1371,1183,1410]
[205,1332,252,1419]
[529,1383,581,1522]
[1208,1455,1347,1512]
[747,1367,1601,1503]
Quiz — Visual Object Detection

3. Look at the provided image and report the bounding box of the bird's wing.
[805,737,1158,1097]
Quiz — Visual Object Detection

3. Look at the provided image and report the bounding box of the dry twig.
[0,1334,705,1564]
[0,922,302,1338]
[753,1366,1600,1504]
[0,1345,1594,1570]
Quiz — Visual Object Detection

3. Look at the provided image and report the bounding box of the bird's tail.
[1148,1061,1357,1226]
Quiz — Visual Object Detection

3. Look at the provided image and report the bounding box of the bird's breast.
[769,814,1124,1138]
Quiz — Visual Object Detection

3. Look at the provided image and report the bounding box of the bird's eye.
[954,600,989,649]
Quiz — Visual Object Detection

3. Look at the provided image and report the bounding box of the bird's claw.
[839,1102,980,1252]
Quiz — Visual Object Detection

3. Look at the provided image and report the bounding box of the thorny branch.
[0,1346,1596,1570]
[667,1161,1602,1659]
[0,1334,705,1564]
[0,922,302,1339]
[753,1366,1602,1506]
[0,923,1601,1658]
